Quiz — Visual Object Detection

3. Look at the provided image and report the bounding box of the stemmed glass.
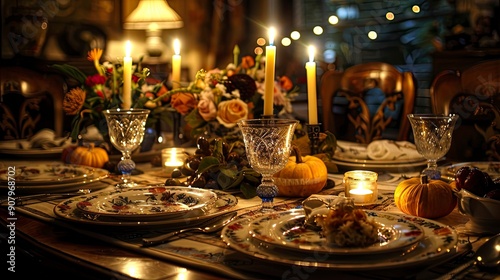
[103,108,150,189]
[407,114,459,179]
[238,119,298,211]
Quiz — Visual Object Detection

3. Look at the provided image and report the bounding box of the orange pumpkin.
[68,143,109,168]
[394,175,457,219]
[273,146,328,197]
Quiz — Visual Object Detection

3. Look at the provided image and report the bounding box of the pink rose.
[198,99,217,121]
[216,99,248,128]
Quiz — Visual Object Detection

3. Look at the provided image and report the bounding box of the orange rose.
[155,84,169,102]
[216,99,248,128]
[279,76,293,91]
[170,93,197,115]
[241,56,255,69]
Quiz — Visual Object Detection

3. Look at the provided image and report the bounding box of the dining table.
[1,151,499,280]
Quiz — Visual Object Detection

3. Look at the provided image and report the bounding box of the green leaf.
[213,138,225,163]
[240,182,257,198]
[227,172,244,189]
[217,172,234,189]
[51,64,87,84]
[197,156,220,173]
[184,108,206,129]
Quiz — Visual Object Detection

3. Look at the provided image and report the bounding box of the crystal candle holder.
[343,170,378,205]
[161,148,186,174]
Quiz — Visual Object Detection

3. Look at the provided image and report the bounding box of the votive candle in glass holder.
[161,148,186,174]
[343,170,378,204]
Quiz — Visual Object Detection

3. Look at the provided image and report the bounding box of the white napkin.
[79,125,104,142]
[366,140,422,160]
[0,129,71,150]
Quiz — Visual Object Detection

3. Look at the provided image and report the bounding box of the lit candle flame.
[174,39,180,55]
[125,40,131,57]
[269,27,276,46]
[308,45,315,63]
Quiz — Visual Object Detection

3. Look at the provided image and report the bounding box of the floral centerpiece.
[53,48,169,143]
[161,53,299,142]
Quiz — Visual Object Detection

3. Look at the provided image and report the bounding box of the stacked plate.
[221,209,459,270]
[332,141,427,172]
[54,186,238,228]
[0,163,109,194]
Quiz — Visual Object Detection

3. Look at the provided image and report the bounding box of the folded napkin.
[366,140,422,160]
[0,129,71,150]
[79,125,104,142]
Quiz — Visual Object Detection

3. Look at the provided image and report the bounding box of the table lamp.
[124,0,183,57]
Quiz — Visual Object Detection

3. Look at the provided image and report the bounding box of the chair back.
[320,62,416,144]
[430,59,500,161]
[0,66,67,140]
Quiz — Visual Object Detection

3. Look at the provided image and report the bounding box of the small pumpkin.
[68,143,109,168]
[394,175,457,219]
[273,146,328,197]
[61,145,78,164]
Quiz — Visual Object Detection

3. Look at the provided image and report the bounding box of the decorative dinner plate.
[54,188,238,227]
[439,161,500,179]
[248,210,424,255]
[222,209,458,270]
[0,163,107,185]
[75,186,218,220]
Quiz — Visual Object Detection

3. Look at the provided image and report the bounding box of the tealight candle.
[343,170,378,204]
[161,148,186,174]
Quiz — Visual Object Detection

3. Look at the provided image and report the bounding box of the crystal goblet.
[238,119,298,211]
[407,114,459,179]
[103,108,150,189]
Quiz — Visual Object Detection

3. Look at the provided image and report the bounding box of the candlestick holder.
[307,123,321,155]
[260,114,275,119]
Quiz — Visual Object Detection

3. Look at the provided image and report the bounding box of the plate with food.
[75,186,218,220]
[54,189,237,228]
[248,210,424,255]
[222,209,458,270]
[439,161,500,180]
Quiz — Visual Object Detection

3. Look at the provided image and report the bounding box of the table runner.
[3,172,496,279]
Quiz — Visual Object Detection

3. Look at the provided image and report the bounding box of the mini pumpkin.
[61,145,78,164]
[273,146,328,197]
[68,143,109,168]
[394,175,457,219]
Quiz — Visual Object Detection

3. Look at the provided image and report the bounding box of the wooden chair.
[320,62,416,144]
[0,66,67,140]
[430,59,500,161]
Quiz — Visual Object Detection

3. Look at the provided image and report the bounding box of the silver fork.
[141,211,238,247]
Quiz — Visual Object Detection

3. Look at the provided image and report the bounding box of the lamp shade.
[124,0,183,30]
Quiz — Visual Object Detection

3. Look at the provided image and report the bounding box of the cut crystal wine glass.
[407,114,459,179]
[238,119,298,211]
[103,108,150,189]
